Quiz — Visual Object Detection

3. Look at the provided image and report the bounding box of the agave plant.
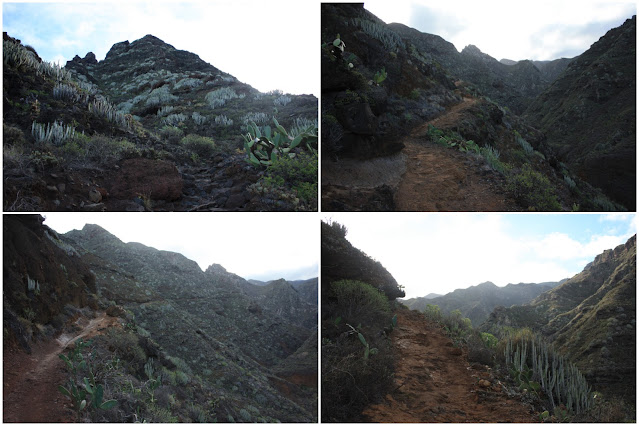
[242,117,317,167]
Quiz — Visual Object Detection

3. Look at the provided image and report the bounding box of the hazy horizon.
[323,213,636,299]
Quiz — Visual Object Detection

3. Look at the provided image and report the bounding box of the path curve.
[3,312,121,423]
[362,309,537,423]
[395,97,516,211]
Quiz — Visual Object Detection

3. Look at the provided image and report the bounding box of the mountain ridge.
[401,280,561,326]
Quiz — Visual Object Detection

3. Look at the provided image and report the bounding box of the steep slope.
[482,235,636,403]
[402,281,561,326]
[321,4,621,212]
[525,16,636,210]
[3,33,318,212]
[61,224,318,421]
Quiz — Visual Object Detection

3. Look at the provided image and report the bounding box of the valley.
[321,4,635,211]
[3,215,318,422]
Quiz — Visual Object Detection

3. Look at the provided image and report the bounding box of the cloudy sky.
[365,0,636,61]
[323,213,636,299]
[43,213,319,282]
[2,1,318,96]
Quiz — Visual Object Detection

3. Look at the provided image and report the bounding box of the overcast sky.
[2,1,319,96]
[43,213,319,282]
[364,0,636,61]
[323,213,636,299]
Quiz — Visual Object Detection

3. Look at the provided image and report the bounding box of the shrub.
[329,280,390,325]
[273,95,291,106]
[180,134,217,157]
[503,331,592,414]
[507,163,561,211]
[31,120,77,146]
[480,145,506,173]
[205,87,238,109]
[423,304,442,322]
[162,113,188,126]
[261,151,317,207]
[159,126,184,144]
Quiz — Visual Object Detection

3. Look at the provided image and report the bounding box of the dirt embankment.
[362,309,537,423]
[3,312,121,423]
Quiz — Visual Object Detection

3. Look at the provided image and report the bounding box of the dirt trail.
[3,312,121,423]
[362,309,536,423]
[395,97,517,211]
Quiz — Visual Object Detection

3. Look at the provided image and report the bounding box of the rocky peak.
[461,44,485,58]
[205,263,228,275]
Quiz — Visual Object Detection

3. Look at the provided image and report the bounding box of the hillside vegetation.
[3,33,318,211]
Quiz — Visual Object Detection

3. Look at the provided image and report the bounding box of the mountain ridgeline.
[321,4,634,211]
[3,33,318,212]
[3,215,318,422]
[401,280,562,327]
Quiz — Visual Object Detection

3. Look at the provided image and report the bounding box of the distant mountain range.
[401,280,562,326]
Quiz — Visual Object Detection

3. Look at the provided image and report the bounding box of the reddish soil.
[395,97,518,211]
[3,313,122,423]
[362,309,537,423]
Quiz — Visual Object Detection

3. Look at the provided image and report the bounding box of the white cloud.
[325,213,632,300]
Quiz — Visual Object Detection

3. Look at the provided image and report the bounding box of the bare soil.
[395,97,518,211]
[3,312,122,423]
[362,309,537,423]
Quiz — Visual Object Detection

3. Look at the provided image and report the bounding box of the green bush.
[159,126,184,144]
[330,280,390,324]
[423,304,442,322]
[180,134,217,157]
[261,151,317,206]
[507,163,561,211]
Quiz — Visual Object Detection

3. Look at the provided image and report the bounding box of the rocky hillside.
[4,215,317,422]
[391,24,554,115]
[401,280,561,326]
[3,33,318,212]
[321,4,625,212]
[525,16,636,210]
[482,235,636,404]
